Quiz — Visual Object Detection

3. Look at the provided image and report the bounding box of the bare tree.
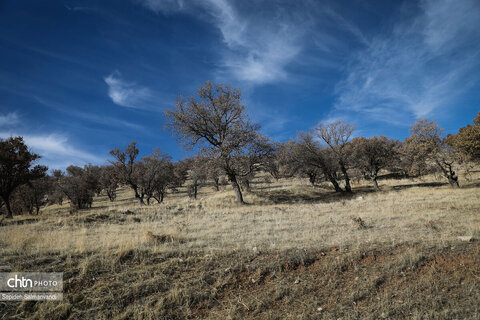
[447,111,480,164]
[314,120,355,192]
[140,150,175,204]
[110,142,145,205]
[403,119,459,187]
[0,137,47,218]
[261,143,282,180]
[57,165,98,210]
[49,169,65,205]
[206,157,224,191]
[350,136,399,190]
[296,134,343,191]
[185,156,208,199]
[166,82,272,204]
[13,177,53,215]
[171,160,189,192]
[99,165,119,202]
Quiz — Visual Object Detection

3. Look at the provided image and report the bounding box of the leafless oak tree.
[350,136,399,190]
[403,119,459,188]
[110,142,145,205]
[166,81,272,204]
[314,120,355,193]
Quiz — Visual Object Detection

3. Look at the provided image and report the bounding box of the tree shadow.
[252,188,359,205]
[251,185,284,191]
[391,182,448,190]
[460,181,480,189]
[251,178,465,205]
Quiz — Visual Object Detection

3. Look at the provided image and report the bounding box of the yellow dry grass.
[1,171,479,319]
[2,174,479,256]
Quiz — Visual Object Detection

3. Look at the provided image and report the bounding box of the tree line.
[1,82,479,218]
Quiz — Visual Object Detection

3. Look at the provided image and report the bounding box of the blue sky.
[1,0,479,169]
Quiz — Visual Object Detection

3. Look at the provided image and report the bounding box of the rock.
[356,196,364,201]
[252,246,258,254]
[294,279,300,284]
[122,210,135,215]
[317,307,323,312]
[457,236,473,242]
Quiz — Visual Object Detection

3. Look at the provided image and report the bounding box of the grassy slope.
[1,174,479,319]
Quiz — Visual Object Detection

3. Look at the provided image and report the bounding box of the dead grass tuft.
[144,231,178,244]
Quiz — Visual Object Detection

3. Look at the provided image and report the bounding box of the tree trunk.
[193,183,198,199]
[340,164,352,193]
[214,178,220,191]
[131,185,145,205]
[308,172,316,186]
[134,191,145,205]
[228,174,244,204]
[243,179,251,192]
[372,176,379,191]
[326,174,343,192]
[4,197,13,219]
[158,192,164,203]
[447,176,459,188]
[107,189,115,201]
[436,160,459,189]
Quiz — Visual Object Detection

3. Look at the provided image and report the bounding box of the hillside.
[1,174,480,319]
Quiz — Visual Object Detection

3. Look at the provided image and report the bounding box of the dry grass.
[1,172,480,319]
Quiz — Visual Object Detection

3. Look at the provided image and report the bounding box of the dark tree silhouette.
[57,165,99,210]
[0,137,47,218]
[13,177,53,215]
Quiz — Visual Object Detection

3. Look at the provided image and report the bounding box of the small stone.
[457,236,473,242]
[317,307,323,312]
[294,279,300,284]
[252,247,258,254]
[356,196,364,201]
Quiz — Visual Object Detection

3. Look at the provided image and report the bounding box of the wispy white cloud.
[0,131,104,169]
[104,70,153,109]
[140,0,312,84]
[64,5,97,13]
[332,0,480,124]
[0,112,19,127]
[140,0,185,13]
